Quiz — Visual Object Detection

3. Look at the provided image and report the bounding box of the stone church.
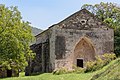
[25,9,114,75]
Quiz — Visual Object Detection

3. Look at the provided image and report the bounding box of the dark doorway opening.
[77,59,83,68]
[7,70,12,77]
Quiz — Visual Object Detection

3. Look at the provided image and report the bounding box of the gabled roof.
[56,9,110,29]
[36,9,111,37]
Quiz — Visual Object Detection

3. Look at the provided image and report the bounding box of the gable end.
[56,9,110,30]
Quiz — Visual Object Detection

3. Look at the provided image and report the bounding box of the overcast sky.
[0,0,120,30]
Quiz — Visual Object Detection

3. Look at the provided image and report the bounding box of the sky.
[0,0,120,30]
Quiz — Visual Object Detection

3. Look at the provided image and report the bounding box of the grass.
[91,58,120,80]
[0,73,94,80]
[0,58,120,80]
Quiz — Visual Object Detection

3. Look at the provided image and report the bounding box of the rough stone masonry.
[25,9,114,76]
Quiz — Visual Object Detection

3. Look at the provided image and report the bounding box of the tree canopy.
[0,4,34,71]
[81,2,120,56]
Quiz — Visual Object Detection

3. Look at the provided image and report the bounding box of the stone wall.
[25,30,51,75]
[0,69,6,78]
[0,69,19,78]
[55,36,66,59]
[53,27,114,70]
[57,9,107,30]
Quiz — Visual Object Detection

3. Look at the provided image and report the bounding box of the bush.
[53,66,85,75]
[85,61,97,72]
[102,53,116,62]
[85,53,116,72]
[53,53,116,74]
[74,67,85,74]
[53,67,68,75]
[72,65,85,74]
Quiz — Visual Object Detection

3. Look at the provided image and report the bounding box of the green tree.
[0,4,34,72]
[81,2,120,56]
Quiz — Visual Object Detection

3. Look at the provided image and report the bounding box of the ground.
[0,73,94,80]
[0,58,119,80]
[91,58,120,80]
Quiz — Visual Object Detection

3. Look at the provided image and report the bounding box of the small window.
[81,20,85,23]
[80,19,87,25]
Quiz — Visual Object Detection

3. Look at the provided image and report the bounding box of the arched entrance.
[74,37,96,67]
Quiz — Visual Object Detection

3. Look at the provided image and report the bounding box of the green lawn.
[0,58,120,80]
[0,73,94,80]
[91,58,120,80]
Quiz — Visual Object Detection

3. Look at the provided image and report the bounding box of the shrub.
[53,53,116,74]
[85,61,96,72]
[72,65,85,73]
[102,53,116,62]
[53,66,85,75]
[75,67,85,74]
[53,67,68,75]
[85,53,116,72]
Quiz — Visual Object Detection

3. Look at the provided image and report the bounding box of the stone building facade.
[25,9,114,75]
[0,68,19,78]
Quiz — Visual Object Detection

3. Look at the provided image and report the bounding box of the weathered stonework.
[25,9,114,75]
[0,69,19,78]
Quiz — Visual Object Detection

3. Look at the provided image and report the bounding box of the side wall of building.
[0,69,19,78]
[26,30,52,75]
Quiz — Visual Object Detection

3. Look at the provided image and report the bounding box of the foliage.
[52,67,68,75]
[53,53,116,75]
[81,2,120,56]
[72,66,85,74]
[0,58,119,80]
[85,53,116,72]
[0,4,34,71]
[91,58,120,80]
[85,61,97,72]
[53,66,86,75]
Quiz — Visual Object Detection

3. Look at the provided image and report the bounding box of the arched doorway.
[74,37,96,67]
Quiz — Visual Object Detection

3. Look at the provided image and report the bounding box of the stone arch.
[74,37,96,64]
